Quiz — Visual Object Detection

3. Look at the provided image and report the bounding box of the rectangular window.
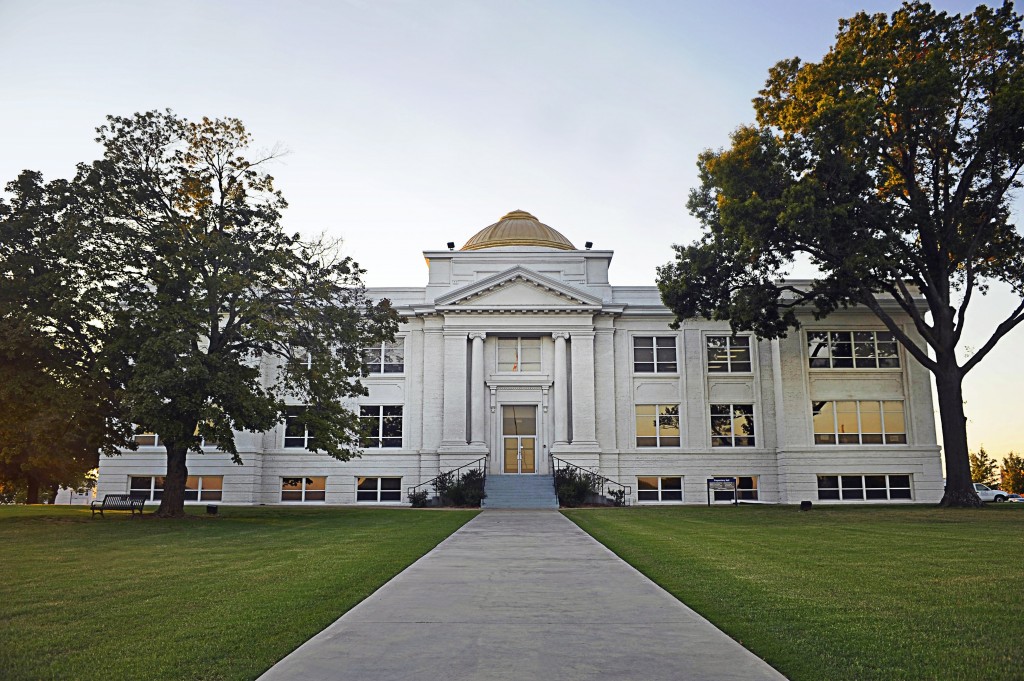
[184,476,223,502]
[636,476,683,502]
[632,336,678,373]
[364,339,404,374]
[808,331,900,369]
[133,431,160,447]
[812,400,907,445]
[283,406,315,448]
[635,404,681,447]
[288,345,313,371]
[706,336,752,373]
[710,404,755,447]
[360,405,403,448]
[817,474,912,501]
[497,337,541,372]
[356,476,402,502]
[281,476,326,502]
[128,476,165,501]
[712,476,759,502]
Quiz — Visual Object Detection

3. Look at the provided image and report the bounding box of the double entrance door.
[502,405,537,474]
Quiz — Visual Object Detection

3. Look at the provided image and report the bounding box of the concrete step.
[483,475,559,509]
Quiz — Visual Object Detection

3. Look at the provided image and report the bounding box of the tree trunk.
[156,442,189,518]
[935,358,983,508]
[47,482,59,504]
[26,475,40,505]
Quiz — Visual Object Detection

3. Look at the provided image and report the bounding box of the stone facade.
[96,212,944,505]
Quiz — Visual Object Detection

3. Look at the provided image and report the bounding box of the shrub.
[554,467,600,507]
[408,489,429,508]
[432,468,486,507]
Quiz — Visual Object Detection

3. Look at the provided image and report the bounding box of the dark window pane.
[818,489,840,500]
[634,362,655,373]
[662,477,682,490]
[841,476,863,488]
[735,437,755,447]
[838,434,860,444]
[885,434,908,444]
[638,490,658,501]
[380,478,401,490]
[711,436,731,447]
[707,361,728,372]
[658,361,677,373]
[861,434,883,444]
[282,490,302,501]
[637,436,657,447]
[383,405,402,417]
[380,491,401,501]
[731,362,752,372]
[865,475,886,489]
[710,404,730,416]
[634,337,654,348]
[382,438,402,448]
[200,491,222,501]
[634,348,654,363]
[818,476,839,489]
[866,488,888,499]
[889,475,911,488]
[184,490,198,501]
[842,488,864,500]
[659,437,680,447]
[889,488,912,499]
[661,490,682,501]
[655,337,675,347]
[356,491,377,501]
[815,434,837,445]
[305,491,326,501]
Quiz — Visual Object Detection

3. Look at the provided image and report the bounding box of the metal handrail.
[407,456,488,501]
[550,454,632,506]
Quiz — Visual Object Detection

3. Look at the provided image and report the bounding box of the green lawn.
[564,504,1024,681]
[0,505,476,681]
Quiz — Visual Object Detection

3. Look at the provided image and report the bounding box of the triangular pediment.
[435,266,602,310]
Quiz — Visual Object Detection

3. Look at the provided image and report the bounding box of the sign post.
[707,477,738,506]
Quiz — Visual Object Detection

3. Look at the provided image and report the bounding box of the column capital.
[552,331,571,341]
[468,331,487,341]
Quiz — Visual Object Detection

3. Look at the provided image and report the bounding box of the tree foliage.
[71,110,400,517]
[0,172,132,503]
[969,446,1000,487]
[999,451,1024,493]
[657,2,1024,507]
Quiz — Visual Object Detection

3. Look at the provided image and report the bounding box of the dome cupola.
[460,210,576,251]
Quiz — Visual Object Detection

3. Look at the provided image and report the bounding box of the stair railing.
[550,455,632,506]
[407,456,488,506]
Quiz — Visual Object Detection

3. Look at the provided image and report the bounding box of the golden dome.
[461,210,576,251]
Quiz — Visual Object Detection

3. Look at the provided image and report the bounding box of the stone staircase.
[482,474,559,509]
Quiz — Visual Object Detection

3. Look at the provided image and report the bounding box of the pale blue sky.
[1,0,1020,460]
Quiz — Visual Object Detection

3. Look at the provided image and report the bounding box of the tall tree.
[970,446,1000,487]
[1000,451,1024,493]
[78,111,399,517]
[657,2,1024,507]
[0,171,132,503]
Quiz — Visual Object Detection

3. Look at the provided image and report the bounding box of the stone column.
[441,331,469,448]
[570,330,598,445]
[469,332,486,445]
[553,332,569,445]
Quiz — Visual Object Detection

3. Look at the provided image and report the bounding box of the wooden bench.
[91,494,146,517]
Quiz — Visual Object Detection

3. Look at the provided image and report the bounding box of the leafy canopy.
[659,1,1024,376]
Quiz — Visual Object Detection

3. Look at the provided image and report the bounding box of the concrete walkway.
[258,511,787,681]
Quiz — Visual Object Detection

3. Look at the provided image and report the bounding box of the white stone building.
[96,210,944,505]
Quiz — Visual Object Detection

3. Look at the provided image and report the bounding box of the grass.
[0,505,477,681]
[564,504,1024,681]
